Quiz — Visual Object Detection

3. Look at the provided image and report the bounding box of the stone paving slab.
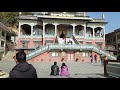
[0,60,106,78]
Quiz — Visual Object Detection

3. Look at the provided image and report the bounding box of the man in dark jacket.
[50,62,59,76]
[9,50,37,78]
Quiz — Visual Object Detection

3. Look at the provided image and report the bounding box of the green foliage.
[0,12,31,28]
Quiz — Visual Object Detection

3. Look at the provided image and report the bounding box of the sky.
[88,12,120,34]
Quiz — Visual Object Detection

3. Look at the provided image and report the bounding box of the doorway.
[67,51,75,61]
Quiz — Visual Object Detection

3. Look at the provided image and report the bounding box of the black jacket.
[50,65,59,76]
[9,62,37,78]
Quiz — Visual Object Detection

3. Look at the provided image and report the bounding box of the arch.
[21,24,31,35]
[45,24,55,35]
[94,27,103,37]
[33,25,43,35]
[75,25,84,36]
[57,24,68,38]
[86,27,93,37]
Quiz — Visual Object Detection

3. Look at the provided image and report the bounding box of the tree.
[0,12,31,28]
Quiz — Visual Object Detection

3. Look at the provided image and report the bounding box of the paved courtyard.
[0,60,107,78]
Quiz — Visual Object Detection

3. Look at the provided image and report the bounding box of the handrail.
[26,44,116,60]
[104,60,120,77]
[72,35,79,44]
[26,45,49,60]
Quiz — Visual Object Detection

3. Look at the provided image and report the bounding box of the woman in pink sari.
[60,63,70,76]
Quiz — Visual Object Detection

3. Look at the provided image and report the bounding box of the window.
[1,41,4,47]
[2,31,5,36]
[82,51,90,57]
[51,52,59,57]
[117,34,120,40]
[113,38,116,42]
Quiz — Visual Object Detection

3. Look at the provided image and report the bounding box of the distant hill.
[0,12,31,29]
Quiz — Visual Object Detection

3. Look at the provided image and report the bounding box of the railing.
[26,44,116,60]
[92,19,105,22]
[26,45,49,60]
[104,60,120,78]
[20,35,31,38]
[86,37,93,40]
[33,35,42,38]
[72,35,79,44]
[95,37,104,40]
[74,35,84,38]
[93,46,116,60]
[45,34,55,38]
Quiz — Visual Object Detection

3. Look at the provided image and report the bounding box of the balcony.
[33,35,42,38]
[45,34,55,38]
[95,37,104,40]
[86,37,93,40]
[74,35,84,38]
[20,35,31,38]
[92,19,105,22]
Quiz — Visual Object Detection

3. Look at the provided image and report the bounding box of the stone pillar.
[31,25,34,38]
[43,23,47,46]
[43,23,47,38]
[83,25,86,39]
[71,24,76,36]
[103,26,105,41]
[18,23,21,38]
[54,23,58,37]
[100,30,101,37]
[92,27,95,40]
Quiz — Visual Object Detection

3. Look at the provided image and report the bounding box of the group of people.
[90,54,105,65]
[50,62,69,76]
[90,54,97,64]
[9,49,69,78]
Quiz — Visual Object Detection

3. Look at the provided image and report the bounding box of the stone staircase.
[26,44,116,61]
[2,51,15,61]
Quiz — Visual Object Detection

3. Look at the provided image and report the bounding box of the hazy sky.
[88,12,120,34]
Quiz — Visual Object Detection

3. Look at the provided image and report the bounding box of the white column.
[83,24,86,39]
[83,12,86,16]
[100,30,101,37]
[103,26,105,40]
[92,27,95,40]
[71,24,76,36]
[18,23,21,38]
[43,23,47,38]
[54,23,58,37]
[31,25,34,38]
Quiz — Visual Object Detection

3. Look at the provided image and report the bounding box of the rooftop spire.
[102,13,105,19]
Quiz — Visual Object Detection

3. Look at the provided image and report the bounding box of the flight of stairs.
[2,51,15,61]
